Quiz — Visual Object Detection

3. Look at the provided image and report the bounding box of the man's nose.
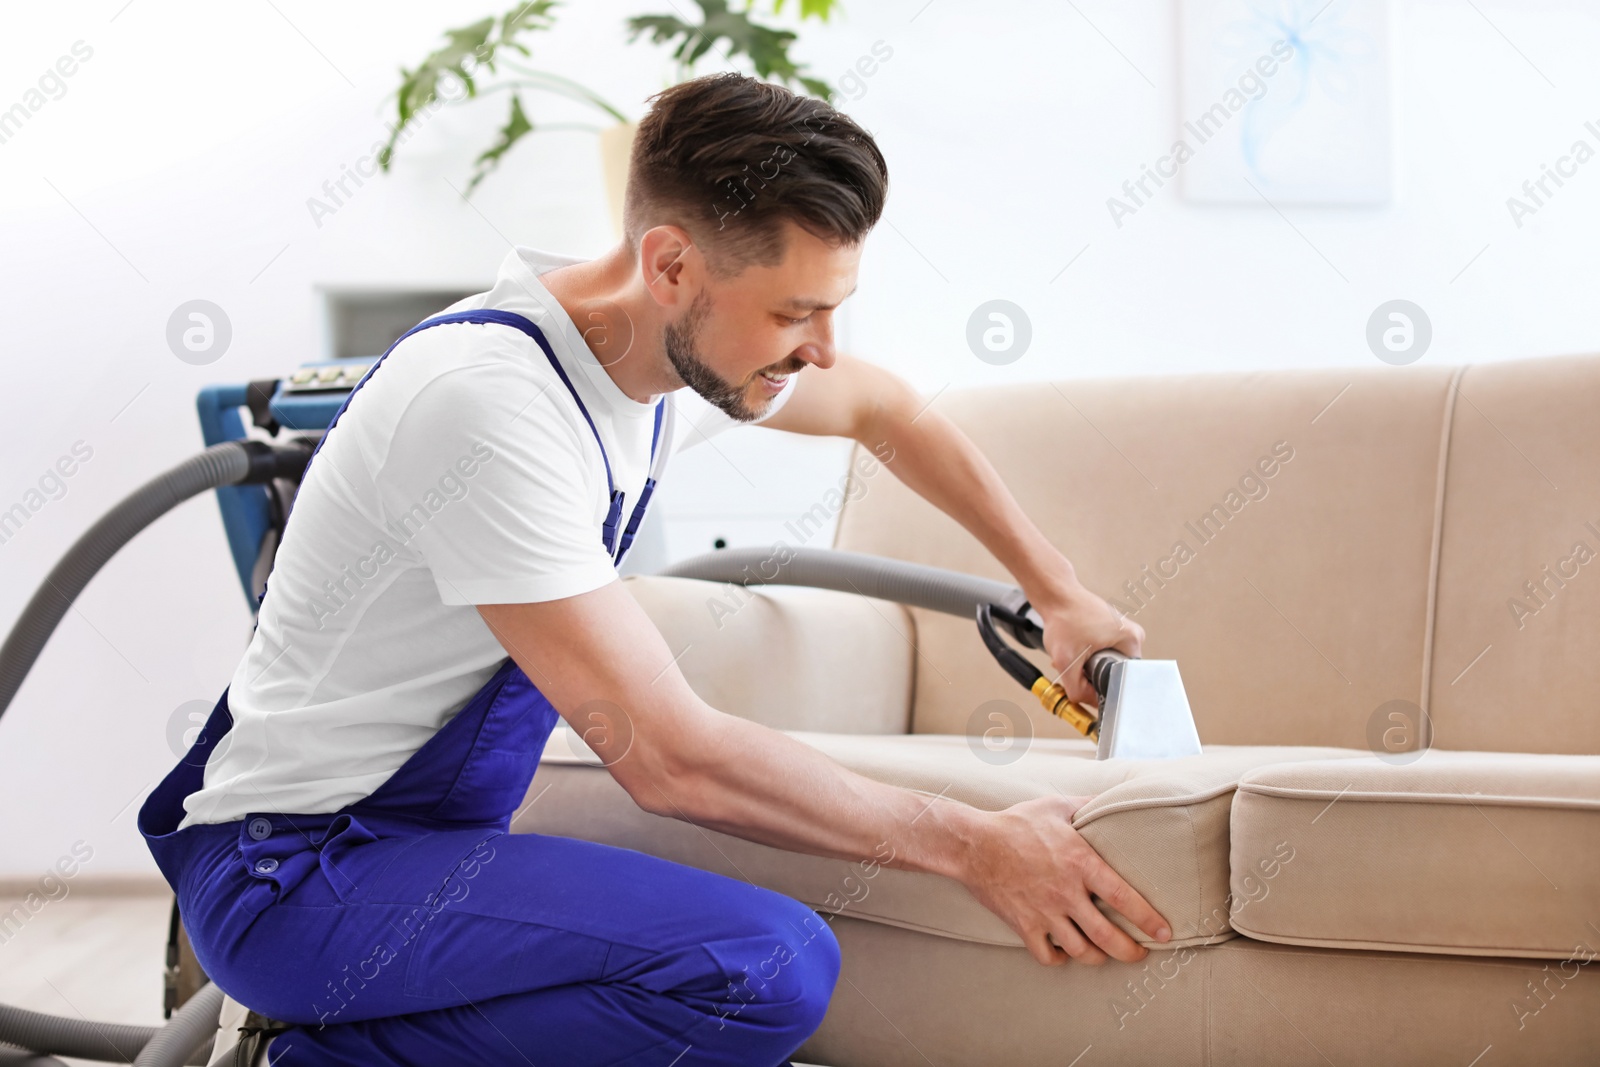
[798,319,837,369]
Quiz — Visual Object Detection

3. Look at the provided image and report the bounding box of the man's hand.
[1034,582,1145,711]
[957,794,1171,966]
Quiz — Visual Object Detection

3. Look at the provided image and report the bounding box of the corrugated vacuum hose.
[0,440,310,721]
[0,440,308,1066]
[658,546,1123,735]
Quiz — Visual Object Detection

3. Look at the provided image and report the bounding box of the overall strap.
[457,310,673,565]
[455,310,625,506]
[616,399,674,566]
[306,310,552,468]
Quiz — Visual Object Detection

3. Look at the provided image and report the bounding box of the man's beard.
[663,288,796,423]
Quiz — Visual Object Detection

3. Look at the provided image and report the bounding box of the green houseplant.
[378,0,843,231]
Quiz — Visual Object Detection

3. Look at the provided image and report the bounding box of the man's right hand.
[956,794,1171,966]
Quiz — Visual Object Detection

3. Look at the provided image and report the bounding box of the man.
[139,72,1168,1066]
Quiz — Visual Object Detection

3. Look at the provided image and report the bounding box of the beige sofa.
[518,353,1600,1065]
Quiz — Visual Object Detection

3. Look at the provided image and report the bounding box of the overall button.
[254,857,279,875]
[247,817,272,841]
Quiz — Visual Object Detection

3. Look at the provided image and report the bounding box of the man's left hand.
[1032,582,1144,712]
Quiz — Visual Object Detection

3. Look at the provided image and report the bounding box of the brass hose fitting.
[1032,677,1100,739]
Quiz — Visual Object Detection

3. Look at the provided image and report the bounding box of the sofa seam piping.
[1228,922,1576,959]
[1226,937,1589,971]
[902,603,920,736]
[1075,781,1241,826]
[1420,364,1467,733]
[1235,782,1600,811]
[1181,800,1205,943]
[828,440,856,555]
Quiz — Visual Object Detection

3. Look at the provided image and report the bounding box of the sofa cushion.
[1230,752,1600,959]
[521,731,1368,950]
[619,574,915,734]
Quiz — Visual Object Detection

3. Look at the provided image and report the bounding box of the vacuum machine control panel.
[282,360,376,393]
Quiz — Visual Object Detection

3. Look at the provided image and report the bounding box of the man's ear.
[639,225,699,310]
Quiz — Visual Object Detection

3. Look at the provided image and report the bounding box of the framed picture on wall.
[1178,0,1393,205]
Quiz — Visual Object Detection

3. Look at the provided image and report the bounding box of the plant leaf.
[503,0,559,39]
[382,3,561,174]
[468,93,535,192]
[497,0,560,65]
[797,73,832,99]
[381,17,495,171]
[764,0,838,21]
[626,0,834,98]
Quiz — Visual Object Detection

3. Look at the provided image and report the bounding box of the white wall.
[2,0,1597,878]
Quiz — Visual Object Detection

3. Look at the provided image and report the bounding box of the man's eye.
[781,314,811,326]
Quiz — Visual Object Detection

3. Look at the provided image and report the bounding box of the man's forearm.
[638,705,985,881]
[862,382,1083,610]
[638,705,1171,962]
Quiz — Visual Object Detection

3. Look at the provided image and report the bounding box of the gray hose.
[130,984,223,1067]
[0,1043,70,1065]
[0,441,255,721]
[0,996,213,1065]
[0,440,297,1064]
[659,546,1043,631]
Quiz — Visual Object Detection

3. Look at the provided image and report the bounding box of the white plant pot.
[598,120,638,240]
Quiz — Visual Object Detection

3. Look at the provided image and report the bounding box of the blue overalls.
[138,310,840,1066]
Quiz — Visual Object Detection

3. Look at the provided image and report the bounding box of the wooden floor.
[0,884,176,1066]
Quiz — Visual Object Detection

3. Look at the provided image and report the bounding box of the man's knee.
[776,900,841,1026]
[716,895,840,1038]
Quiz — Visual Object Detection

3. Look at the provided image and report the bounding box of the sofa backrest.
[621,575,915,735]
[830,354,1597,755]
[1425,354,1600,754]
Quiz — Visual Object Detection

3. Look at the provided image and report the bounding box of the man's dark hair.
[625,72,888,279]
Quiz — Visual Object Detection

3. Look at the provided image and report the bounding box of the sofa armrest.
[619,574,915,734]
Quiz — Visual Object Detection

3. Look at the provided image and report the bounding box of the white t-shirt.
[176,246,795,830]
